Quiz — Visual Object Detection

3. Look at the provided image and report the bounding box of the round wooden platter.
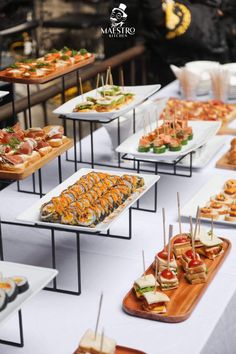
[123,237,231,323]
[0,56,94,85]
[216,152,236,171]
[0,138,73,180]
[73,345,146,354]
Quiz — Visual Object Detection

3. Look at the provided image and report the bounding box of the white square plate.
[116,121,221,161]
[53,85,161,122]
[0,261,57,326]
[181,175,236,226]
[17,168,160,233]
[0,91,9,99]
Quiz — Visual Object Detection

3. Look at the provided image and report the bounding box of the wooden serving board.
[216,152,236,171]
[0,56,94,84]
[0,138,73,180]
[123,237,231,323]
[73,346,146,354]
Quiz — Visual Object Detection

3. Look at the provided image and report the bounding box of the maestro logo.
[101,3,136,38]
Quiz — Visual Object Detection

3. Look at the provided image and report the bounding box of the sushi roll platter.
[0,261,57,326]
[0,275,29,311]
[17,168,160,232]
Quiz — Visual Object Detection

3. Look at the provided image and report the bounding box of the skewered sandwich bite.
[185,258,207,284]
[75,329,116,354]
[142,291,170,314]
[198,231,224,259]
[173,234,192,258]
[153,249,178,275]
[133,274,158,299]
[157,268,179,291]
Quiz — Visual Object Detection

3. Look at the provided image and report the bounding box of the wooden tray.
[73,345,146,354]
[0,138,73,180]
[216,152,236,171]
[0,56,94,84]
[123,237,231,323]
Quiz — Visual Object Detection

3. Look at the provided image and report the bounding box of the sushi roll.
[11,276,29,294]
[77,208,97,227]
[0,278,18,302]
[0,289,8,312]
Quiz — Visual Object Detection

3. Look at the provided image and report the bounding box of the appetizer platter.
[160,97,236,124]
[73,329,146,354]
[17,168,160,232]
[116,121,220,161]
[0,123,73,180]
[216,138,236,171]
[53,84,161,122]
[0,47,94,84]
[123,208,231,323]
[0,261,57,326]
[181,177,236,225]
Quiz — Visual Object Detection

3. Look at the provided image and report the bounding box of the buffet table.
[0,81,236,354]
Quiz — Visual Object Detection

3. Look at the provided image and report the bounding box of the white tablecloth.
[0,81,236,354]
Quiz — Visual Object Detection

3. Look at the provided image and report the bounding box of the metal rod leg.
[117,117,121,168]
[76,233,81,295]
[38,169,43,198]
[27,84,32,127]
[90,121,94,169]
[78,121,82,162]
[73,120,78,172]
[128,208,132,240]
[58,156,62,183]
[0,310,24,347]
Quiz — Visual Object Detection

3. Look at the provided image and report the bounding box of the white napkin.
[170,64,200,99]
[210,67,230,102]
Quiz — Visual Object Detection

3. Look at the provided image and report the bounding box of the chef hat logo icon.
[110,3,128,28]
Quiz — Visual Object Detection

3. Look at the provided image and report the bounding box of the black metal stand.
[0,206,135,296]
[0,310,24,348]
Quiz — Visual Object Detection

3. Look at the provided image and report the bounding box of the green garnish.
[3,137,21,149]
[4,127,14,133]
[50,48,59,53]
[19,58,35,63]
[71,49,78,57]
[62,46,70,53]
[29,68,36,72]
[10,64,19,69]
[35,62,50,68]
[61,55,69,61]
[80,49,88,55]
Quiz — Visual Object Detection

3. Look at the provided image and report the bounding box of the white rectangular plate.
[116,121,221,161]
[181,175,236,226]
[17,168,160,233]
[0,261,57,326]
[53,85,161,122]
[0,91,9,99]
[178,136,226,168]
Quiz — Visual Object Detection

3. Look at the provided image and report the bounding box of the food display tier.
[0,56,95,84]
[0,261,57,327]
[17,168,160,233]
[123,237,231,323]
[0,138,73,180]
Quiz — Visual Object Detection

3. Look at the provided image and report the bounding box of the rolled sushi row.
[41,173,144,227]
[41,173,122,222]
[0,275,29,312]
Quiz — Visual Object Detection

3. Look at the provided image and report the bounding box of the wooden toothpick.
[142,249,146,279]
[95,292,103,340]
[193,207,200,257]
[190,216,195,258]
[109,70,114,86]
[79,77,84,101]
[155,258,158,294]
[105,67,110,86]
[162,208,166,250]
[211,217,214,240]
[96,73,100,89]
[101,76,105,98]
[177,192,182,235]
[120,67,124,89]
[99,328,104,354]
[167,224,173,270]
